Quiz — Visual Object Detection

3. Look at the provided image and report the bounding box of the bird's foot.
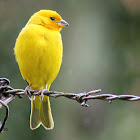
[39,89,48,101]
[24,85,35,102]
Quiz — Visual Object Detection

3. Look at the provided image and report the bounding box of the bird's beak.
[58,19,69,27]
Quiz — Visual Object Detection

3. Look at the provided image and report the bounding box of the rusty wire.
[0,77,140,133]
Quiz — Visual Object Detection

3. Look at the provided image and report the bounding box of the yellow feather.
[14,10,68,130]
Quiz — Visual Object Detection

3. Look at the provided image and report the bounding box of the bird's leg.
[39,84,48,101]
[24,84,34,102]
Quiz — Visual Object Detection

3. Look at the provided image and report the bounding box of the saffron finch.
[14,10,69,130]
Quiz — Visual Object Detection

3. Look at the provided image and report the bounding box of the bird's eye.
[50,17,55,21]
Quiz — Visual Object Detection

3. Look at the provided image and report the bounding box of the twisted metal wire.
[0,77,140,133]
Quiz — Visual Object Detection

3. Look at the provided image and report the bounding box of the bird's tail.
[30,95,54,130]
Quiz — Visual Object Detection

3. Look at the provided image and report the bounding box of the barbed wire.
[0,77,140,133]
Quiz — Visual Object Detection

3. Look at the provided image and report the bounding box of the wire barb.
[0,100,9,133]
[0,77,140,132]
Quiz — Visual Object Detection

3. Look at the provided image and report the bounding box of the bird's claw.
[40,92,44,101]
[39,89,48,101]
[81,100,89,107]
[24,85,34,102]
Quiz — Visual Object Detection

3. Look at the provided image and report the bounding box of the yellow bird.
[14,10,69,130]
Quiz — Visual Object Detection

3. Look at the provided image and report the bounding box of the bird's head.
[26,10,69,31]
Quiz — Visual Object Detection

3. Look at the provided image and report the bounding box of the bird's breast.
[15,25,63,89]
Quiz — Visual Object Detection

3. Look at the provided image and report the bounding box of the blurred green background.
[0,0,140,139]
